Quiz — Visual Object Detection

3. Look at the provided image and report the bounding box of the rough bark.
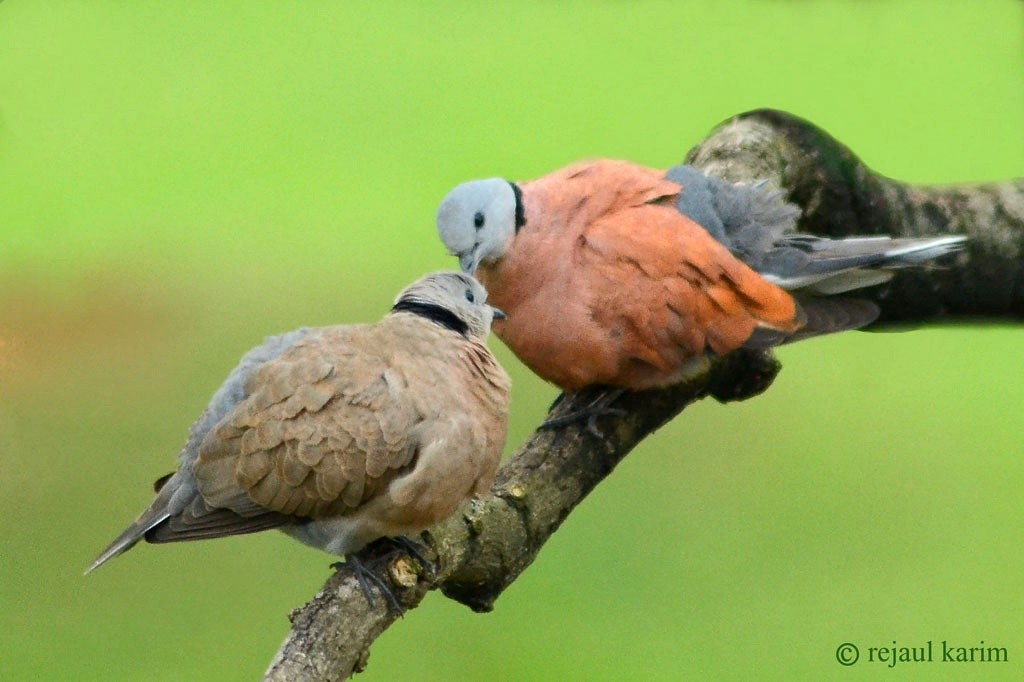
[263,109,1024,681]
[688,109,1024,323]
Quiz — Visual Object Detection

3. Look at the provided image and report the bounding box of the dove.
[86,271,510,597]
[436,160,964,408]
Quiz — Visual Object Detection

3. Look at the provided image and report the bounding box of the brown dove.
[86,272,510,583]
[436,160,964,401]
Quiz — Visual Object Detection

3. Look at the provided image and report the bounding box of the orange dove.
[436,160,964,420]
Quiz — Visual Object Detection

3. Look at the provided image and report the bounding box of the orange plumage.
[476,161,800,390]
[436,159,965,393]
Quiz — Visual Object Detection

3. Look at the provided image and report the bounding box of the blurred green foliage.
[1,1,1022,680]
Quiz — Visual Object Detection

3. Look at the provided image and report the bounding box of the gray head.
[391,271,504,339]
[436,179,521,274]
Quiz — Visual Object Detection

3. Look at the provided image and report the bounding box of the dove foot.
[541,388,626,437]
[385,535,438,580]
[333,554,405,614]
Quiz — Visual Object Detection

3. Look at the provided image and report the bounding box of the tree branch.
[263,109,1024,681]
[687,109,1024,322]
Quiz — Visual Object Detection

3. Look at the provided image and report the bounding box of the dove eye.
[473,212,485,229]
[464,288,475,303]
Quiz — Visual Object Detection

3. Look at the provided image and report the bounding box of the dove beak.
[458,243,485,274]
[458,252,479,274]
[490,306,506,321]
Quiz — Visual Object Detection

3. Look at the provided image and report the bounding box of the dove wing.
[156,326,422,540]
[579,188,802,366]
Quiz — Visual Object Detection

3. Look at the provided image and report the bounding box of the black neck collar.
[510,181,526,232]
[391,300,469,336]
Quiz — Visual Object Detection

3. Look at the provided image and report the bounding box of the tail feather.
[761,234,966,294]
[745,298,879,349]
[146,508,289,543]
[786,298,881,343]
[880,235,966,264]
[800,269,893,296]
[84,509,170,575]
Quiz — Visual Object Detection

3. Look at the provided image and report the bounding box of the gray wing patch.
[665,164,800,264]
[665,165,965,295]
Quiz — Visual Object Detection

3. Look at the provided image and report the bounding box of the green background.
[2,1,1022,680]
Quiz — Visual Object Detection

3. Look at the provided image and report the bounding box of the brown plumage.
[87,272,510,572]
[436,160,965,392]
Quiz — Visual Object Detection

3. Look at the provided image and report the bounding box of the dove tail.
[745,297,881,348]
[84,510,170,575]
[787,298,881,342]
[762,234,967,295]
[878,235,967,265]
